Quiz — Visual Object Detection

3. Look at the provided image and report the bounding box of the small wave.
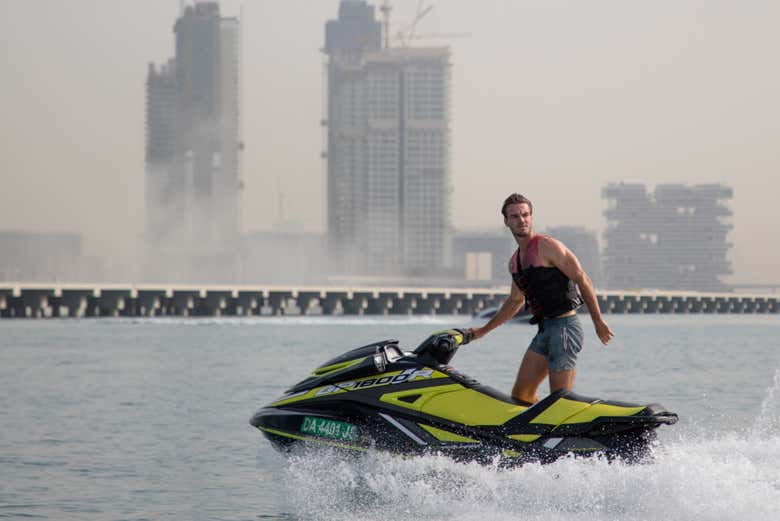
[106,315,466,327]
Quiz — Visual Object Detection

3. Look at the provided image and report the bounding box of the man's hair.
[501,193,533,217]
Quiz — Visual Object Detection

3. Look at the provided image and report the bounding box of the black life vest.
[509,235,583,318]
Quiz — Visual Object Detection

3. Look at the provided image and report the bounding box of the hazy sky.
[1,0,778,284]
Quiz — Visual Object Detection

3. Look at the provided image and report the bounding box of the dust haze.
[1,0,779,285]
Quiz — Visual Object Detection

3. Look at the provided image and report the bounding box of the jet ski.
[250,329,678,465]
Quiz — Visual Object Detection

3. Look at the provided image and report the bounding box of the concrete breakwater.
[1,283,779,318]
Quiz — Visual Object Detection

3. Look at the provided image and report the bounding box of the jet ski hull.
[251,388,677,465]
[250,332,677,465]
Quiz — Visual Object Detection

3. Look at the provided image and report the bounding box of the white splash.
[280,431,780,521]
[750,368,780,438]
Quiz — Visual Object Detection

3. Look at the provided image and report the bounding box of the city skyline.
[1,1,779,284]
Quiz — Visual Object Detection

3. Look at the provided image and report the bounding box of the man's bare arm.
[541,237,614,345]
[469,281,525,341]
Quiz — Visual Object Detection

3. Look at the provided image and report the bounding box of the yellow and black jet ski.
[250,329,678,465]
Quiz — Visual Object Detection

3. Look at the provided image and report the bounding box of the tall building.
[602,183,733,292]
[145,59,177,245]
[324,0,452,276]
[145,2,241,277]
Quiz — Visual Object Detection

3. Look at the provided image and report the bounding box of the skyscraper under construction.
[324,0,452,276]
[145,2,240,279]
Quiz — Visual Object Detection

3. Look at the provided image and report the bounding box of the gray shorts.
[528,314,584,372]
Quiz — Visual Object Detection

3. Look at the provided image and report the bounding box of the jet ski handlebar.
[412,328,473,365]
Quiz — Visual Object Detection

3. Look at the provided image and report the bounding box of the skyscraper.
[145,60,177,245]
[602,183,733,292]
[145,2,240,273]
[324,1,452,276]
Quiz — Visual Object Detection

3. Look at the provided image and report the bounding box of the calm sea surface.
[2,315,780,520]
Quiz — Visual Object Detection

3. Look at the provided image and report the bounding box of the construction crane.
[404,32,472,40]
[384,1,471,47]
[395,0,434,47]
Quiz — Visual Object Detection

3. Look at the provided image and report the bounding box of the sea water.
[1,315,779,520]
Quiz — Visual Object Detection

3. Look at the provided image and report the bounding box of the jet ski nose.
[655,411,678,425]
[249,409,265,428]
[641,403,679,425]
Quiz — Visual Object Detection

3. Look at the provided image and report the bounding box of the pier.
[1,283,779,318]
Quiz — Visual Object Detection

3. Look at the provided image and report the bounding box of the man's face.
[504,202,533,238]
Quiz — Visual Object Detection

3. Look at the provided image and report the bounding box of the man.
[469,193,614,405]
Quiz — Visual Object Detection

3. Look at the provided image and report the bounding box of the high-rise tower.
[324,0,382,272]
[145,2,240,277]
[602,183,733,291]
[324,0,452,276]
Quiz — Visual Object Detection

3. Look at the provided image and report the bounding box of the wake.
[278,369,780,521]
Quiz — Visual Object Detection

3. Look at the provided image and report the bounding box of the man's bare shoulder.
[537,235,569,263]
[537,235,566,251]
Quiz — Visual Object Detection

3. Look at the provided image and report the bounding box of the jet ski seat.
[440,366,532,406]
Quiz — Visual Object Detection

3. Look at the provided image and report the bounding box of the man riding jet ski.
[250,329,677,465]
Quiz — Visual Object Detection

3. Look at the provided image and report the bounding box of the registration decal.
[300,416,360,442]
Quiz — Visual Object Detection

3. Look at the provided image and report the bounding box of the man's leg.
[548,369,576,393]
[546,316,582,392]
[511,349,548,404]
